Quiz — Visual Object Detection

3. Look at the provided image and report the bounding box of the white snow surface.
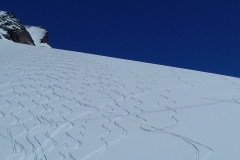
[25,26,51,48]
[0,40,240,160]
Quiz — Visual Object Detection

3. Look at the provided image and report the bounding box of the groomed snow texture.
[0,40,240,160]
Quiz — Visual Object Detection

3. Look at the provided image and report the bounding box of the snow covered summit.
[0,40,240,160]
[0,10,50,47]
[25,26,50,48]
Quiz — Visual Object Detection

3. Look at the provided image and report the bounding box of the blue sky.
[2,0,240,77]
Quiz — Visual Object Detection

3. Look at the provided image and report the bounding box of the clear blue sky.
[2,0,240,77]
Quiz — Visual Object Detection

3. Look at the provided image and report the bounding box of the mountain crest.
[0,10,50,47]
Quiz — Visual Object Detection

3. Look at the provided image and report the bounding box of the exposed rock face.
[0,11,35,45]
[0,11,50,47]
[38,26,49,44]
[7,28,35,45]
[41,32,49,44]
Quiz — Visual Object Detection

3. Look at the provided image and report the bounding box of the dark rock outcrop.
[7,28,35,45]
[0,11,35,45]
[40,31,49,44]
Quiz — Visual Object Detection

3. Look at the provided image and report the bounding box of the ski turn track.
[1,41,240,160]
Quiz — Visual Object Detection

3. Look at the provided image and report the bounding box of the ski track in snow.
[1,42,240,160]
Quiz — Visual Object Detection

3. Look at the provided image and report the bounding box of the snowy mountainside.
[0,10,50,47]
[25,26,50,48]
[0,40,240,160]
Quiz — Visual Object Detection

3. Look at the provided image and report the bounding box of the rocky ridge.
[0,10,50,47]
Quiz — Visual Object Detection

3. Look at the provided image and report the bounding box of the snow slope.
[25,26,51,48]
[0,40,240,160]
